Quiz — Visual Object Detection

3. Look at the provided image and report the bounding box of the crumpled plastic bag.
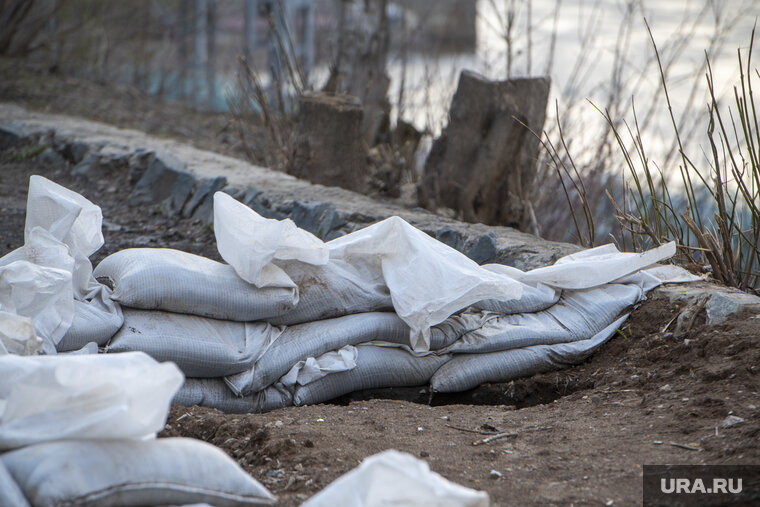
[213,192,328,288]
[0,351,183,450]
[302,449,489,507]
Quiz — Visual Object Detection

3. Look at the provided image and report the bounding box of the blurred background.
[1,0,758,285]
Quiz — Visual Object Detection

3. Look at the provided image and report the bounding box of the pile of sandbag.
[92,189,696,414]
[1,176,699,418]
[0,351,275,506]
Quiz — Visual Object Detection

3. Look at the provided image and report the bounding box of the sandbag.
[175,378,258,414]
[267,260,393,326]
[108,309,282,378]
[302,449,489,507]
[175,378,293,414]
[226,312,410,396]
[93,248,296,321]
[1,437,275,506]
[471,282,560,314]
[0,258,73,353]
[57,284,123,352]
[293,344,451,406]
[440,284,642,355]
[0,351,183,450]
[430,315,628,393]
[25,175,104,298]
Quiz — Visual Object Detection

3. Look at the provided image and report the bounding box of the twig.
[472,432,518,446]
[669,442,701,451]
[445,424,498,436]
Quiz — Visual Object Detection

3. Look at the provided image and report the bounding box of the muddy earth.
[1,63,758,506]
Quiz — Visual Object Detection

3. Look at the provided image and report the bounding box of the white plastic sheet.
[213,192,328,288]
[302,449,489,507]
[490,242,678,289]
[327,216,525,352]
[0,351,183,450]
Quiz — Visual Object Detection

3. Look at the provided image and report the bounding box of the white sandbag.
[226,313,410,396]
[94,248,297,322]
[267,259,393,326]
[1,437,275,506]
[471,282,560,314]
[302,449,489,507]
[61,341,99,355]
[326,216,525,352]
[293,344,451,406]
[25,175,104,297]
[0,461,30,507]
[214,192,328,287]
[108,309,282,378]
[0,259,73,351]
[441,284,642,354]
[430,315,628,393]
[0,312,42,356]
[175,378,258,413]
[57,283,123,352]
[0,351,183,450]
[175,378,293,414]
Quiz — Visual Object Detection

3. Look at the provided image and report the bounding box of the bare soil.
[1,64,758,506]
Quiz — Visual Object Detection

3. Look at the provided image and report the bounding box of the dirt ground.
[1,64,758,506]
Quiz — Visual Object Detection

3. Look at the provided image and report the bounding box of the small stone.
[659,384,672,392]
[420,451,429,458]
[440,416,450,421]
[489,470,502,479]
[316,418,325,423]
[0,125,24,150]
[417,427,424,433]
[653,441,663,445]
[38,148,65,165]
[465,233,497,265]
[721,415,744,428]
[265,470,283,478]
[435,227,464,251]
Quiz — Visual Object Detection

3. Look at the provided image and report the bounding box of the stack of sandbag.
[0,351,275,506]
[161,193,697,413]
[3,176,701,418]
[0,176,123,354]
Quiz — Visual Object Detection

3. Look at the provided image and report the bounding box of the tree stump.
[417,71,550,231]
[290,92,368,194]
